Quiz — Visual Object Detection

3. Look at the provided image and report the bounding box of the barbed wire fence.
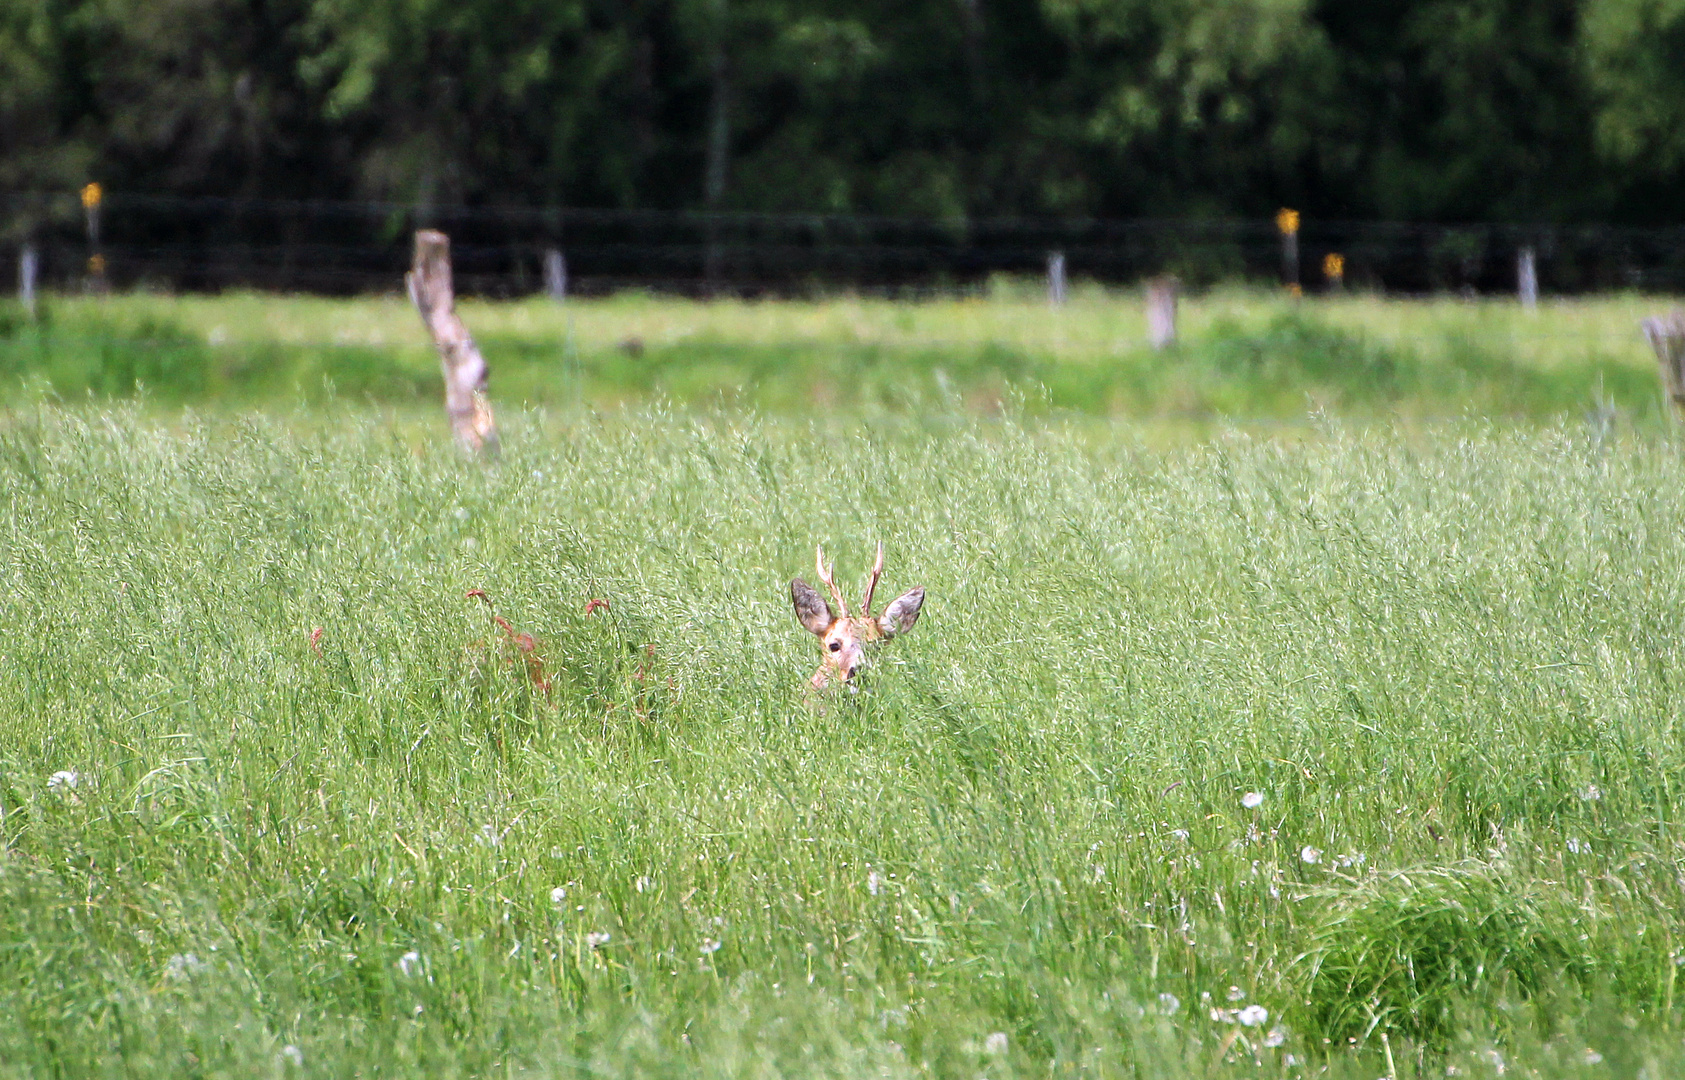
[6,191,1685,299]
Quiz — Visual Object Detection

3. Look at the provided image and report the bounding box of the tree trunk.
[1643,311,1685,421]
[407,230,499,455]
[703,0,730,295]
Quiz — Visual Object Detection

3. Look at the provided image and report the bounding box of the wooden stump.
[1642,311,1685,421]
[1146,276,1178,349]
[407,230,499,455]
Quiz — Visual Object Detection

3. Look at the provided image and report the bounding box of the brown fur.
[790,542,923,689]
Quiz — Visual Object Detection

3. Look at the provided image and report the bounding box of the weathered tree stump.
[1642,310,1685,421]
[407,230,499,455]
[1146,275,1178,349]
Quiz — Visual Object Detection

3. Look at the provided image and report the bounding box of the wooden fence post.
[1518,247,1538,311]
[407,230,500,456]
[1047,251,1066,306]
[19,244,36,320]
[1642,311,1685,421]
[543,249,567,301]
[1146,276,1177,349]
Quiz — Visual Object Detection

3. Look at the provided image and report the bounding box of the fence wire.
[6,192,1685,297]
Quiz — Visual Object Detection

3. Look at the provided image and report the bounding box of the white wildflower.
[983,1032,1009,1056]
[585,931,611,949]
[1236,1004,1268,1027]
[165,953,205,981]
[700,937,722,955]
[1264,1027,1286,1048]
[47,770,79,791]
[398,950,420,977]
[1241,792,1264,810]
[551,886,567,905]
[1301,845,1322,864]
[281,1045,303,1067]
[1157,992,1181,1015]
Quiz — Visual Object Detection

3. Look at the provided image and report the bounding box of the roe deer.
[790,542,924,690]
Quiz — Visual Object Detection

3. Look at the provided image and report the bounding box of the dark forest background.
[3,0,1685,225]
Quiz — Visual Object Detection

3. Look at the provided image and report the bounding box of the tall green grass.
[5,405,1685,1076]
[0,289,1669,421]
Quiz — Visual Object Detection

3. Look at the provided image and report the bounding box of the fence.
[6,191,1685,298]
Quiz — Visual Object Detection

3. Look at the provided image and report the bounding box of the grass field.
[0,287,1673,423]
[4,290,1685,1077]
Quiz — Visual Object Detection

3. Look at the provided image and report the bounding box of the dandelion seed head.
[551,886,567,905]
[1237,1004,1269,1026]
[1583,1049,1603,1065]
[1264,1026,1286,1047]
[1241,791,1264,809]
[700,937,722,955]
[48,770,79,791]
[1227,985,1246,1001]
[867,870,882,896]
[983,1032,1009,1056]
[586,931,610,949]
[1171,828,1190,841]
[1301,845,1321,864]
[1157,992,1181,1015]
[398,950,420,977]
[281,1045,303,1067]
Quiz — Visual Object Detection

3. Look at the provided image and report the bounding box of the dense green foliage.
[7,402,1685,1076]
[4,0,1685,222]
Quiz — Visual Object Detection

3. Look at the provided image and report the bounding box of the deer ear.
[790,579,835,636]
[877,587,924,638]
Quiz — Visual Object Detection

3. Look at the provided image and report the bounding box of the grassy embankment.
[0,288,1671,423]
[5,402,1685,1076]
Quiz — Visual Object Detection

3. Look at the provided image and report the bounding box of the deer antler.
[860,540,884,616]
[816,544,848,617]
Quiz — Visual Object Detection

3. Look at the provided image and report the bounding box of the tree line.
[3,0,1684,225]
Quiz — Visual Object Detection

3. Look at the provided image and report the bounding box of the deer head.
[790,541,924,690]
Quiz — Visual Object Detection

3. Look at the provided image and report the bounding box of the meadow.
[3,289,1685,1078]
[0,286,1670,424]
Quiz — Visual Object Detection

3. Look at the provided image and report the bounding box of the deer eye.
[828,640,841,652]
